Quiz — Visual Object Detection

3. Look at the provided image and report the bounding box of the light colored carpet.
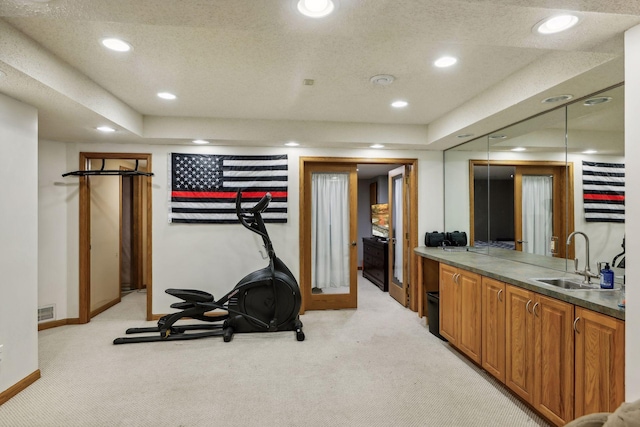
[0,274,550,427]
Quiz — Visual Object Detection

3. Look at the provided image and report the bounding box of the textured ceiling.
[0,0,638,150]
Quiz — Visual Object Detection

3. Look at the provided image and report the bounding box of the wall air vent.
[38,304,55,322]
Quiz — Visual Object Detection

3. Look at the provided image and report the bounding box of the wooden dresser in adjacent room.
[362,237,389,291]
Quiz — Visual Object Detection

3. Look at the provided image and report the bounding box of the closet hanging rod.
[62,159,154,177]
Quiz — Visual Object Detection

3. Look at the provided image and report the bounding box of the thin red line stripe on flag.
[172,191,287,199]
[583,194,624,201]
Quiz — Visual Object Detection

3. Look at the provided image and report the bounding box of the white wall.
[38,140,69,320]
[0,93,38,393]
[38,141,443,319]
[624,24,640,401]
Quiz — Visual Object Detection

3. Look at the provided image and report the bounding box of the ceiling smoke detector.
[370,74,395,86]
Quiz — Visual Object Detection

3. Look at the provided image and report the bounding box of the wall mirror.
[443,83,625,273]
[443,135,488,254]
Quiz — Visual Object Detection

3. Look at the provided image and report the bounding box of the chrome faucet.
[566,231,599,284]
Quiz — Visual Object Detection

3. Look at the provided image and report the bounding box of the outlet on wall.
[0,344,3,363]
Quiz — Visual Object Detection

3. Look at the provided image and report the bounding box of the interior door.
[302,163,358,310]
[514,166,564,257]
[388,166,410,306]
[89,160,121,316]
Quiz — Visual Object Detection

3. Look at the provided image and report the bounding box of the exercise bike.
[113,191,304,344]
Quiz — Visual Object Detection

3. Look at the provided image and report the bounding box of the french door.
[301,163,358,310]
[388,166,410,306]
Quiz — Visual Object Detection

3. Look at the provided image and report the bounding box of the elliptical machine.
[113,191,304,344]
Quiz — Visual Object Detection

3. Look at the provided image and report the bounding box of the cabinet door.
[505,285,535,402]
[482,277,505,383]
[439,263,458,345]
[574,307,625,418]
[534,294,574,426]
[457,269,482,364]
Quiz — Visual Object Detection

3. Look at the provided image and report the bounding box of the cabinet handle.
[533,302,539,316]
[526,300,532,314]
[573,317,580,333]
[497,289,503,302]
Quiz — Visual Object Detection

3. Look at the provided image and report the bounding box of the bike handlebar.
[235,191,271,226]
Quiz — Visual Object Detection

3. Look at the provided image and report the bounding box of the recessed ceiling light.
[192,139,209,145]
[370,144,385,149]
[285,141,300,147]
[582,150,598,154]
[542,94,573,103]
[391,100,408,108]
[511,147,527,152]
[457,133,474,138]
[157,92,177,100]
[101,38,132,52]
[370,74,395,86]
[434,56,457,68]
[96,126,115,132]
[583,96,612,106]
[489,134,507,140]
[297,0,335,18]
[534,14,579,35]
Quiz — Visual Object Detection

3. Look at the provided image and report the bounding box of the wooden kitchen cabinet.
[439,263,458,345]
[426,258,626,427]
[534,293,574,426]
[505,285,535,402]
[574,307,625,418]
[439,264,482,364]
[481,277,505,383]
[505,285,574,426]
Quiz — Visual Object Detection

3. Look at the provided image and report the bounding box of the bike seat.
[165,288,214,303]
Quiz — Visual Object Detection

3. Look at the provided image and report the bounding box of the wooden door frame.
[299,156,418,313]
[468,159,574,258]
[79,152,153,323]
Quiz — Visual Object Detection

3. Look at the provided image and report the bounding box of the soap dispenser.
[600,263,614,289]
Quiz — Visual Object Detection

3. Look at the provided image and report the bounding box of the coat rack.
[62,159,154,177]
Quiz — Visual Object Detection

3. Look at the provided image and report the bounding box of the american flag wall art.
[169,153,288,224]
[582,161,625,223]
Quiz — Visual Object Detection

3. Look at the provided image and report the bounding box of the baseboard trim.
[38,318,82,331]
[90,297,121,318]
[0,370,41,406]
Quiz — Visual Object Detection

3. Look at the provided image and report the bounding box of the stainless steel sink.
[530,277,611,291]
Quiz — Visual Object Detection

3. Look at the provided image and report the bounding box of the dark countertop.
[414,246,625,320]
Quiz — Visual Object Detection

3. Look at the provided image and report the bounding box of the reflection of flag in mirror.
[169,153,288,224]
[582,161,624,223]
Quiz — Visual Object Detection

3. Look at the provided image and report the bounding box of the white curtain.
[522,175,553,256]
[311,173,350,289]
[393,176,403,282]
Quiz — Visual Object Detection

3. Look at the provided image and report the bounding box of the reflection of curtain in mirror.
[522,176,553,256]
[311,173,350,289]
[393,177,403,282]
